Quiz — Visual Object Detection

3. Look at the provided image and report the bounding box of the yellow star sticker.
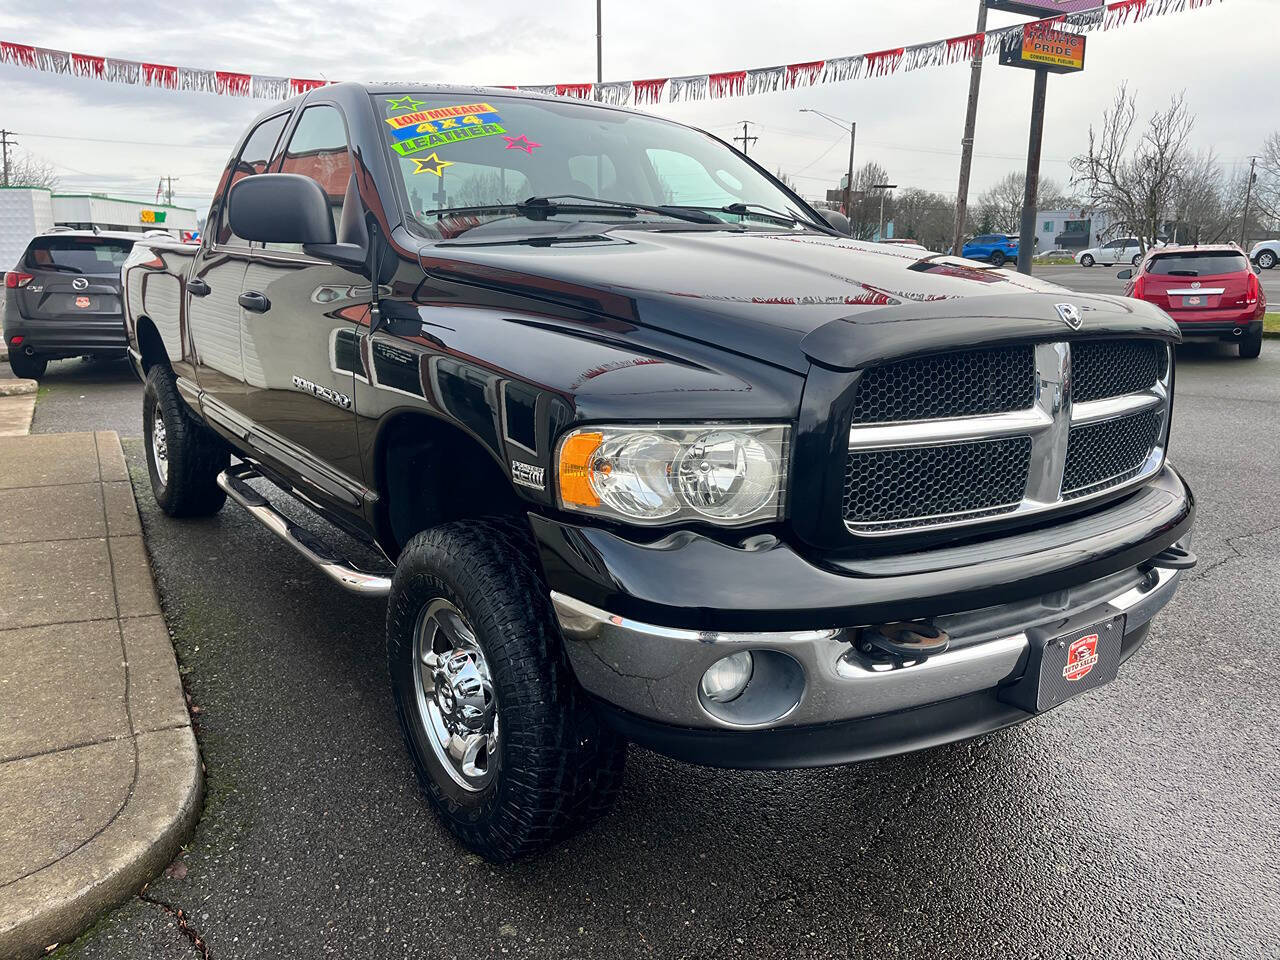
[410,152,454,177]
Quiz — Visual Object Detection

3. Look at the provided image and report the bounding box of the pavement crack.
[1185,519,1280,585]
[139,885,211,960]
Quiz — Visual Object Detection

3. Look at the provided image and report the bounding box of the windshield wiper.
[673,202,822,230]
[421,195,725,227]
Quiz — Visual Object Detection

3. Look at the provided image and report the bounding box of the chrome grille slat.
[844,339,1171,536]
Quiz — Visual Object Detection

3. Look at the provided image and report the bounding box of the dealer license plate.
[1034,616,1125,711]
[1181,295,1203,307]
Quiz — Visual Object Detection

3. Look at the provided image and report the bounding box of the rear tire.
[1131,253,1142,266]
[7,351,47,380]
[387,519,627,862]
[1080,254,1095,268]
[1258,251,1277,270]
[989,251,1006,267]
[1239,330,1263,359]
[143,364,228,517]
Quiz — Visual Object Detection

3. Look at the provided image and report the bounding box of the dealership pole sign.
[999,22,1088,73]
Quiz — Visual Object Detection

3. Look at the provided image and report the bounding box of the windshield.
[25,236,134,273]
[1147,251,1249,276]
[376,92,821,239]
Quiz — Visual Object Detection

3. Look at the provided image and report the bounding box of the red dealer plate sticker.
[1063,634,1100,682]
[74,296,92,309]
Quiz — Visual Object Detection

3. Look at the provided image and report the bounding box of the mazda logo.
[72,277,89,290]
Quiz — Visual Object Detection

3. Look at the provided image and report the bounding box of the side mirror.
[228,173,335,245]
[818,209,851,235]
[1116,268,1133,281]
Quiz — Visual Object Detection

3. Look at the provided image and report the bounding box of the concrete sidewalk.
[0,432,202,959]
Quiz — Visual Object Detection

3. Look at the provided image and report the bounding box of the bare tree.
[845,161,892,240]
[5,151,59,190]
[975,172,1074,235]
[773,168,797,192]
[1255,131,1280,229]
[1071,83,1195,252]
[893,188,956,252]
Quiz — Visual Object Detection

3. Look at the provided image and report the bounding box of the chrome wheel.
[151,414,169,486]
[411,599,498,792]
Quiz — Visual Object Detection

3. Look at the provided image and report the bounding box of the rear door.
[17,236,133,349]
[188,112,290,434]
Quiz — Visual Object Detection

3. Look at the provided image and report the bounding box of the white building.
[1033,207,1113,254]
[0,187,199,269]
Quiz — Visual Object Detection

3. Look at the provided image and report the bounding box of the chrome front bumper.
[552,560,1183,731]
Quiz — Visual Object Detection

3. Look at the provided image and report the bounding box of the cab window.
[265,105,354,253]
[217,113,289,247]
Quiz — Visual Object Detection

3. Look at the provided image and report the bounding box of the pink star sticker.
[503,134,541,154]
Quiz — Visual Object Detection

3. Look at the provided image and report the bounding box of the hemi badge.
[511,460,545,491]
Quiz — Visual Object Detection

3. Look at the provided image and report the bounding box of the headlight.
[556,424,789,527]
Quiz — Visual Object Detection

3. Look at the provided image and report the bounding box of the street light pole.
[872,183,897,240]
[596,0,602,84]
[800,109,856,216]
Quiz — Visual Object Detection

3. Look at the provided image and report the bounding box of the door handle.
[238,291,271,313]
[187,278,211,297]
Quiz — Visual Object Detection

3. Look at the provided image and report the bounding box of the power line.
[14,130,228,150]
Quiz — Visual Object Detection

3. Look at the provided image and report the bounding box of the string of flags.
[0,0,1217,105]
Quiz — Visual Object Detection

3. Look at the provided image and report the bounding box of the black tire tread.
[144,364,228,517]
[1239,332,1263,360]
[387,518,626,861]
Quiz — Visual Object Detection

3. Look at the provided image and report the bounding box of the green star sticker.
[387,95,425,112]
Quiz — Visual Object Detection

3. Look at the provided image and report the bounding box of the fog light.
[700,651,754,703]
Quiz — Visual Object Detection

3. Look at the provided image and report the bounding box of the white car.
[1250,240,1279,270]
[1076,237,1149,267]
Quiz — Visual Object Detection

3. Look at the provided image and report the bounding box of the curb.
[0,378,37,397]
[0,432,203,959]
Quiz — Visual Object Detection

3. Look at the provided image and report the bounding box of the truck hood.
[418,229,1161,372]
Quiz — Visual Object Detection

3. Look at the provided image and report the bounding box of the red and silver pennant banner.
[0,0,1219,103]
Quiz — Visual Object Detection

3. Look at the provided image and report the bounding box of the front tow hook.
[1141,545,1198,572]
[859,622,951,665]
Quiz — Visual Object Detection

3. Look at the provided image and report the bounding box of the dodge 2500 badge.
[122,82,1195,861]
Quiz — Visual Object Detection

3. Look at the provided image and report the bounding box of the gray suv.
[3,230,136,380]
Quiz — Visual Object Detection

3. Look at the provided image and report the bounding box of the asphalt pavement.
[15,275,1280,958]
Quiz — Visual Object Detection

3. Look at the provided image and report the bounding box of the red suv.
[1120,244,1265,358]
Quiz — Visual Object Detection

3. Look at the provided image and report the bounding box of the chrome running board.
[216,463,392,597]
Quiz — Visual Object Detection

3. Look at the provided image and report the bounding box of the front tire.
[1132,253,1142,266]
[387,519,627,862]
[1258,251,1277,270]
[1080,254,1095,267]
[143,364,228,517]
[989,250,1006,267]
[1239,330,1263,359]
[7,351,47,380]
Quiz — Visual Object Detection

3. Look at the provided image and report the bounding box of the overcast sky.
[0,0,1264,215]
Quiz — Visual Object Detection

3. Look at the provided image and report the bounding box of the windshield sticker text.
[386,102,508,156]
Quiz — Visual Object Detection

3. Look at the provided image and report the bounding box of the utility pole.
[1016,67,1049,275]
[1240,156,1258,249]
[952,0,989,255]
[595,0,602,84]
[164,176,178,205]
[0,129,17,187]
[733,121,758,157]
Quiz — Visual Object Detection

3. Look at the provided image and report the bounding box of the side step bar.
[216,463,393,597]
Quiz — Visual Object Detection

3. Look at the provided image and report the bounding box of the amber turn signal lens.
[558,431,604,508]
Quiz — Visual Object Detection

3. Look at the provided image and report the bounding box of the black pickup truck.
[123,82,1195,861]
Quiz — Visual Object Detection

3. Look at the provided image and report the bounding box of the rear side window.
[25,237,134,273]
[1148,252,1248,276]
[219,112,290,246]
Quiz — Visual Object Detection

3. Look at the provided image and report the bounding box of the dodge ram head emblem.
[1054,303,1083,330]
[1063,634,1100,682]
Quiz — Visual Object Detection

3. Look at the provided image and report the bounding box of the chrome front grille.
[844,339,1170,536]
